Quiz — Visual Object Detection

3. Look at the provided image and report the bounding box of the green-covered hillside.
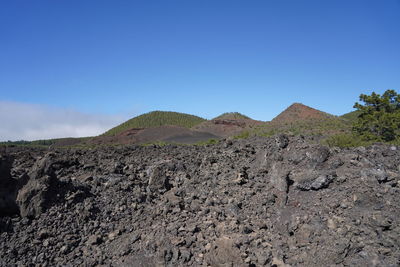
[340,110,361,122]
[246,116,351,138]
[214,112,251,120]
[103,111,206,136]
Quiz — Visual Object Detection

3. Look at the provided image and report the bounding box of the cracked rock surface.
[0,136,399,266]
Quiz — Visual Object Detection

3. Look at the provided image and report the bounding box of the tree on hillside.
[353,89,400,142]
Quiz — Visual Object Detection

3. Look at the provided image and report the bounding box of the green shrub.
[141,141,168,147]
[195,138,219,146]
[234,130,250,139]
[324,134,371,148]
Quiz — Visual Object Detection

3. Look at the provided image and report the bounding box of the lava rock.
[0,155,19,216]
[275,134,289,149]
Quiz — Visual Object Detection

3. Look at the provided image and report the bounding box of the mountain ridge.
[1,103,359,146]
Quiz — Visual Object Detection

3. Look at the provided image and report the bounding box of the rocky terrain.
[0,136,399,266]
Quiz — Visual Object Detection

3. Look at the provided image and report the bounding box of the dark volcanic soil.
[88,126,220,146]
[271,103,332,124]
[193,119,263,138]
[0,136,399,266]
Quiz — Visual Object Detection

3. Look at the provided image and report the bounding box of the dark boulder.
[16,154,91,218]
[0,155,19,216]
[275,134,289,149]
[306,146,330,164]
[146,162,173,194]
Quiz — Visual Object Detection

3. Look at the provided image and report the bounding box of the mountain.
[2,105,360,147]
[95,111,260,144]
[103,111,206,136]
[247,103,351,138]
[193,112,263,138]
[213,112,251,120]
[271,103,333,124]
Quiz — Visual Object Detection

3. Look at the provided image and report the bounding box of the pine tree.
[353,89,400,141]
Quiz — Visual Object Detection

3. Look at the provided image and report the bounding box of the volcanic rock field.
[1,135,399,266]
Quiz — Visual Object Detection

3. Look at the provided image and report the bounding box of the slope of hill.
[0,137,91,147]
[193,112,263,138]
[2,106,362,147]
[271,103,333,124]
[248,103,351,138]
[88,125,219,145]
[103,111,206,136]
[91,111,259,145]
[214,112,251,120]
[340,110,361,122]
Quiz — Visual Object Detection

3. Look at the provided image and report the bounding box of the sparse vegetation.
[141,141,168,147]
[233,130,251,139]
[250,117,351,139]
[323,133,371,148]
[195,138,219,146]
[0,137,91,147]
[103,111,206,136]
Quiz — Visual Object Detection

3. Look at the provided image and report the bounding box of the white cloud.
[0,101,127,141]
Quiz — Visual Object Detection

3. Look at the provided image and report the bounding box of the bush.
[324,134,370,148]
[195,138,219,146]
[234,131,250,139]
[353,89,400,142]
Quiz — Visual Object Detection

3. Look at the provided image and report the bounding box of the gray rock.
[233,169,248,185]
[292,171,335,191]
[270,163,290,192]
[361,168,388,183]
[16,175,54,218]
[306,146,330,163]
[147,164,172,193]
[275,134,289,149]
[310,174,335,190]
[87,234,103,245]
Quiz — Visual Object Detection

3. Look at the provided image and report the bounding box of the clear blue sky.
[1,0,399,121]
